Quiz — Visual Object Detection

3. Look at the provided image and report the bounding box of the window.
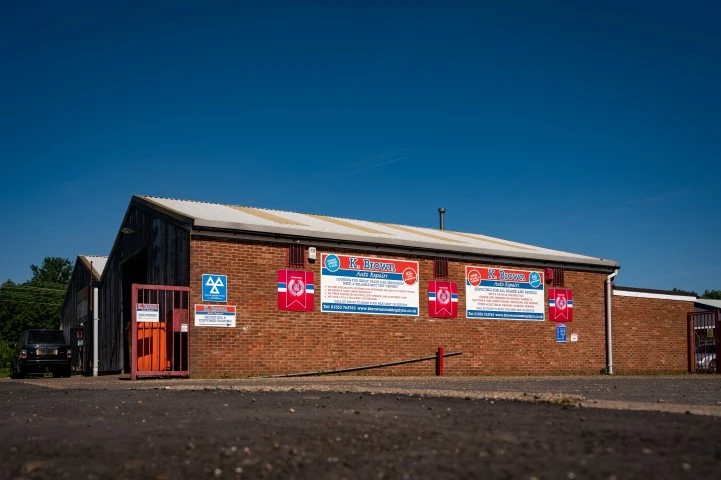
[434,257,449,279]
[28,330,66,344]
[288,243,305,269]
[552,267,565,287]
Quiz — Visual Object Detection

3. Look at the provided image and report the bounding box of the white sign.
[136,303,160,322]
[194,305,236,328]
[465,266,545,321]
[570,333,578,342]
[320,253,419,316]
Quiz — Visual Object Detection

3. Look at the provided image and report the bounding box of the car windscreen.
[27,331,66,345]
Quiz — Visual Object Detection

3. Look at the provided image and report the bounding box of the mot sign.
[202,274,227,302]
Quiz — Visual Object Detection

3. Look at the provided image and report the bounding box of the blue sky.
[1,1,719,295]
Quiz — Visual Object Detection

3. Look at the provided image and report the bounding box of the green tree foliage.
[0,257,72,375]
[0,340,13,377]
[30,257,72,285]
[671,288,721,299]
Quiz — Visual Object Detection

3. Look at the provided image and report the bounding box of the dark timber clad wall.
[97,203,191,372]
[61,260,93,338]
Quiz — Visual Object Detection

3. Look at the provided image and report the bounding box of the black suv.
[10,329,72,378]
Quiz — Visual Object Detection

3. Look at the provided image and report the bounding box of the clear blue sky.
[1,1,719,295]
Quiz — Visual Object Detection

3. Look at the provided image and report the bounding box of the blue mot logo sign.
[202,274,227,302]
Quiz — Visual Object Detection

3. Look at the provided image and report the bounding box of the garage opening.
[122,249,148,373]
[688,310,719,374]
[130,284,190,380]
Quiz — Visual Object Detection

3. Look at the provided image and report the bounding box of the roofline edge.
[190,225,620,273]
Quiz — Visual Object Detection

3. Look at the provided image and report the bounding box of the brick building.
[61,195,695,377]
[611,287,695,374]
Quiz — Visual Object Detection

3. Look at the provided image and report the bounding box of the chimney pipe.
[438,208,446,230]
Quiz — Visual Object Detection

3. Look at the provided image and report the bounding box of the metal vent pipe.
[438,208,446,230]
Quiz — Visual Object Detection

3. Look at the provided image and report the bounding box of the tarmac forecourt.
[7,374,721,417]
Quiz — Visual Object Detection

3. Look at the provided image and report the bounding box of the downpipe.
[93,288,99,377]
[605,269,619,375]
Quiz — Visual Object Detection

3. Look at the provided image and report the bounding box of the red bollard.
[436,347,444,376]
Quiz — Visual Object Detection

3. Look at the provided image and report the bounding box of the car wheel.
[10,364,24,379]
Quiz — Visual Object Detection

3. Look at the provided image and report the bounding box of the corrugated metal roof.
[696,298,721,310]
[79,255,108,280]
[135,195,619,269]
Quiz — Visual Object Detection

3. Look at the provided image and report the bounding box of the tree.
[671,287,698,297]
[0,258,72,375]
[30,257,72,285]
[0,278,67,341]
[701,290,721,300]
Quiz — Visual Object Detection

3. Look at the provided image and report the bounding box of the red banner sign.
[428,281,458,318]
[278,270,314,311]
[549,288,573,322]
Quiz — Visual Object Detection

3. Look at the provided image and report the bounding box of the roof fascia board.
[78,256,103,281]
[78,255,92,274]
[613,289,696,302]
[190,227,619,274]
[132,195,196,226]
[694,300,721,309]
[613,285,695,295]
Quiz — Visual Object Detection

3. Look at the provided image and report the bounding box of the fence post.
[93,288,99,377]
[687,313,695,374]
[436,347,444,376]
[712,310,721,373]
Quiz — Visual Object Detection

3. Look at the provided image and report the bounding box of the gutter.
[605,269,619,374]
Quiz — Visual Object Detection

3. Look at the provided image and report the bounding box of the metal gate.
[69,327,85,374]
[131,284,190,380]
[687,310,720,374]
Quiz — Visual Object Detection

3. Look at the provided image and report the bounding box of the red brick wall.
[188,237,620,377]
[611,293,692,374]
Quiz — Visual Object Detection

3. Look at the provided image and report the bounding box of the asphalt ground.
[2,375,721,479]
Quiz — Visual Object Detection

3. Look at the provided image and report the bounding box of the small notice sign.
[136,303,160,322]
[195,305,236,328]
[556,323,567,343]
